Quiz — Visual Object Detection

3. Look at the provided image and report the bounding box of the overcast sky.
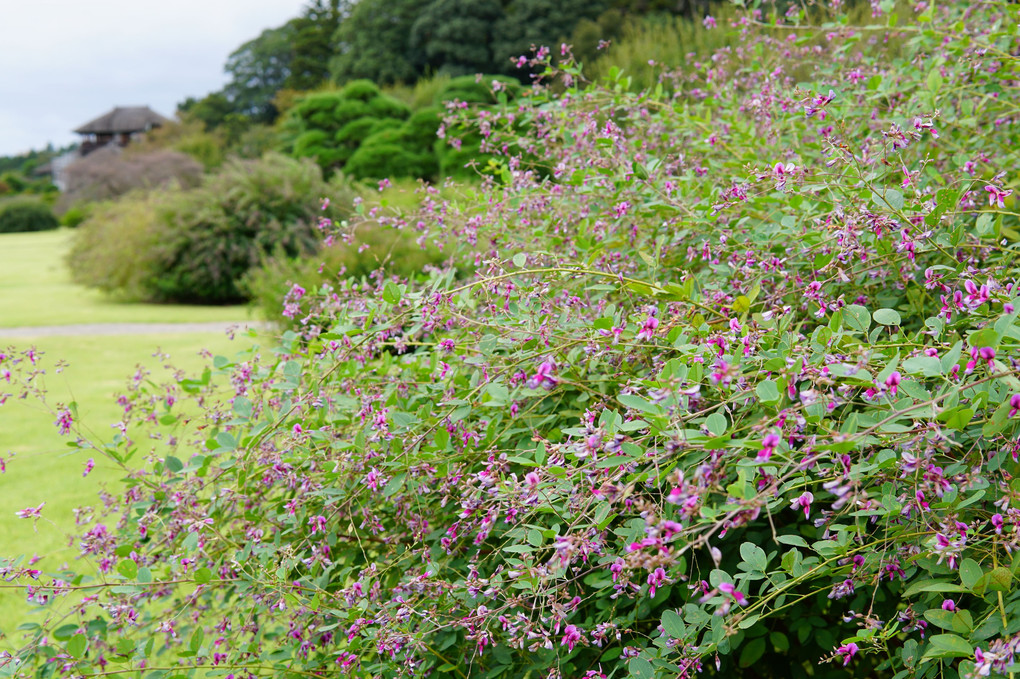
[0,0,309,157]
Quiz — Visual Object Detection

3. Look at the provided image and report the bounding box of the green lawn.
[0,229,269,645]
[0,229,254,327]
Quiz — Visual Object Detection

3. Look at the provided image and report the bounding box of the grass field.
[0,229,254,327]
[0,229,267,644]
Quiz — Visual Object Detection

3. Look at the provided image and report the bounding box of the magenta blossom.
[1009,395,1020,418]
[942,599,957,611]
[561,625,582,651]
[884,371,901,396]
[985,185,1012,208]
[836,642,859,666]
[791,491,814,518]
[718,582,748,606]
[757,433,781,461]
[16,502,45,519]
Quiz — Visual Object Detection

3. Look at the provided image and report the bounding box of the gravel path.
[0,321,272,338]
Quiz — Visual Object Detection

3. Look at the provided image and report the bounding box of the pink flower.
[791,491,814,518]
[703,15,717,29]
[561,625,582,651]
[636,315,659,340]
[884,371,901,396]
[985,185,1012,209]
[647,567,668,596]
[836,642,859,666]
[757,433,781,461]
[942,599,957,611]
[83,458,95,477]
[54,408,73,436]
[1009,395,1020,418]
[16,502,45,519]
[991,513,1004,534]
[718,581,748,606]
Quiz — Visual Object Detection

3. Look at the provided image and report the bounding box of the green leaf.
[705,412,727,436]
[629,657,654,679]
[873,308,902,326]
[926,68,943,92]
[925,633,973,659]
[661,610,686,638]
[755,380,780,404]
[770,631,790,652]
[116,559,138,579]
[165,456,184,473]
[873,187,905,212]
[382,281,402,305]
[216,432,238,451]
[194,567,213,585]
[902,356,942,377]
[512,253,527,268]
[959,559,982,590]
[740,542,768,572]
[843,305,871,334]
[902,579,969,598]
[937,407,974,430]
[968,326,1001,348]
[738,638,766,668]
[67,633,88,659]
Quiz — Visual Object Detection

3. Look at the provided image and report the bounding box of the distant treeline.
[178,0,718,130]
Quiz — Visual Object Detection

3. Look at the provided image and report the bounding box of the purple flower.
[991,513,1004,534]
[718,581,748,606]
[836,642,859,666]
[636,315,659,340]
[54,408,73,436]
[757,433,781,461]
[647,567,668,596]
[703,15,717,29]
[985,185,1012,208]
[942,599,957,611]
[791,491,814,518]
[527,358,558,389]
[884,371,902,396]
[1009,395,1020,418]
[83,458,95,477]
[16,502,45,519]
[561,625,582,651]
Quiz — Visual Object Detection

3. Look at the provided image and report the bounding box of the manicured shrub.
[345,108,442,181]
[283,81,411,175]
[58,204,90,228]
[68,154,354,303]
[0,197,58,233]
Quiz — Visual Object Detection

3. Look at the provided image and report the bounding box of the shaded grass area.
[0,331,261,646]
[0,229,253,327]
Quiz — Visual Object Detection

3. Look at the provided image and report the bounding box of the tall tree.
[329,0,430,85]
[223,23,297,123]
[286,0,345,91]
[410,0,505,76]
[492,0,611,72]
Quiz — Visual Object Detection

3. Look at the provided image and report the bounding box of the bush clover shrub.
[3,4,1020,679]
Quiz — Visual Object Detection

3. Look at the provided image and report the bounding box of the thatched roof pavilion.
[74,106,169,155]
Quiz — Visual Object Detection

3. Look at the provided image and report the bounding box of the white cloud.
[0,0,309,156]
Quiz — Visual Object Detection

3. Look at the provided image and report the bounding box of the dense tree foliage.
[409,0,505,77]
[328,0,430,86]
